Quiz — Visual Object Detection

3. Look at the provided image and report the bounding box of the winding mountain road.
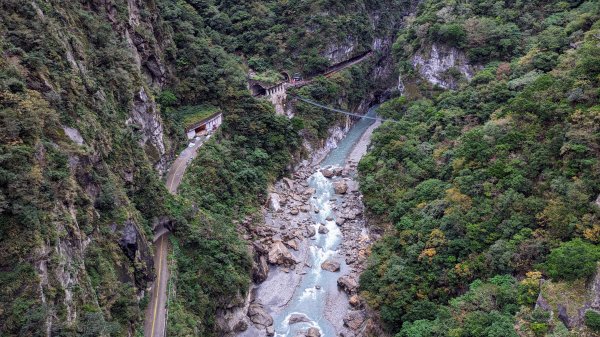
[143,136,207,337]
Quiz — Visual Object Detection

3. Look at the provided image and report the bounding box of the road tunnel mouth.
[251,83,267,96]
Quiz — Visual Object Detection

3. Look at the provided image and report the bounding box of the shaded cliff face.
[0,1,175,335]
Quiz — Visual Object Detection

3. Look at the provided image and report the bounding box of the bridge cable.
[291,95,401,123]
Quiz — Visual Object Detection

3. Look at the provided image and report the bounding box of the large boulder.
[288,313,311,325]
[318,225,329,234]
[321,168,334,178]
[248,303,273,327]
[349,294,361,307]
[337,275,359,294]
[268,241,296,266]
[306,327,321,337]
[321,259,340,272]
[267,193,281,212]
[333,181,348,194]
[344,310,366,330]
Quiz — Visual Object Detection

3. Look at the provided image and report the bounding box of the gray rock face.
[248,303,273,327]
[62,126,84,145]
[252,254,269,283]
[557,304,571,329]
[127,87,167,173]
[535,292,551,312]
[337,275,359,294]
[410,43,474,90]
[333,181,348,194]
[321,259,341,272]
[268,241,296,266]
[590,264,600,309]
[118,220,152,284]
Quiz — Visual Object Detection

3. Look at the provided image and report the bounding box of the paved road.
[143,234,169,337]
[165,136,207,194]
[143,136,207,337]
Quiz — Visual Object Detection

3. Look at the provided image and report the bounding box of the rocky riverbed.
[232,162,375,337]
[223,107,384,337]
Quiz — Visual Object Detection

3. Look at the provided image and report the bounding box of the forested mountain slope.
[0,0,414,336]
[358,1,600,336]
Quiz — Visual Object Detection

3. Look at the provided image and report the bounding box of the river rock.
[335,217,346,226]
[286,239,299,251]
[343,310,366,330]
[248,303,273,327]
[337,275,359,294]
[268,241,296,266]
[288,313,311,325]
[321,259,340,272]
[333,181,348,194]
[318,225,329,234]
[290,208,299,215]
[267,193,281,212]
[266,325,275,336]
[304,187,316,195]
[306,226,316,237]
[283,177,294,189]
[349,294,361,307]
[333,167,343,176]
[306,327,321,337]
[321,168,334,178]
[326,215,334,221]
[300,205,311,213]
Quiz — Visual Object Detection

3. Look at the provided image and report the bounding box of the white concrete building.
[186,112,223,139]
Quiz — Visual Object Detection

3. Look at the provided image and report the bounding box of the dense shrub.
[543,239,600,281]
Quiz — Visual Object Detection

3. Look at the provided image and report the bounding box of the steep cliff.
[0,1,178,335]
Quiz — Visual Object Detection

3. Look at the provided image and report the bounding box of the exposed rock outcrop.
[407,43,474,90]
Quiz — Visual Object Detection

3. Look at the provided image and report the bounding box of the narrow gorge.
[2,1,600,337]
[228,106,382,337]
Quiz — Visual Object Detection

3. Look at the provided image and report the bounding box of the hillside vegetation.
[358,1,600,336]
